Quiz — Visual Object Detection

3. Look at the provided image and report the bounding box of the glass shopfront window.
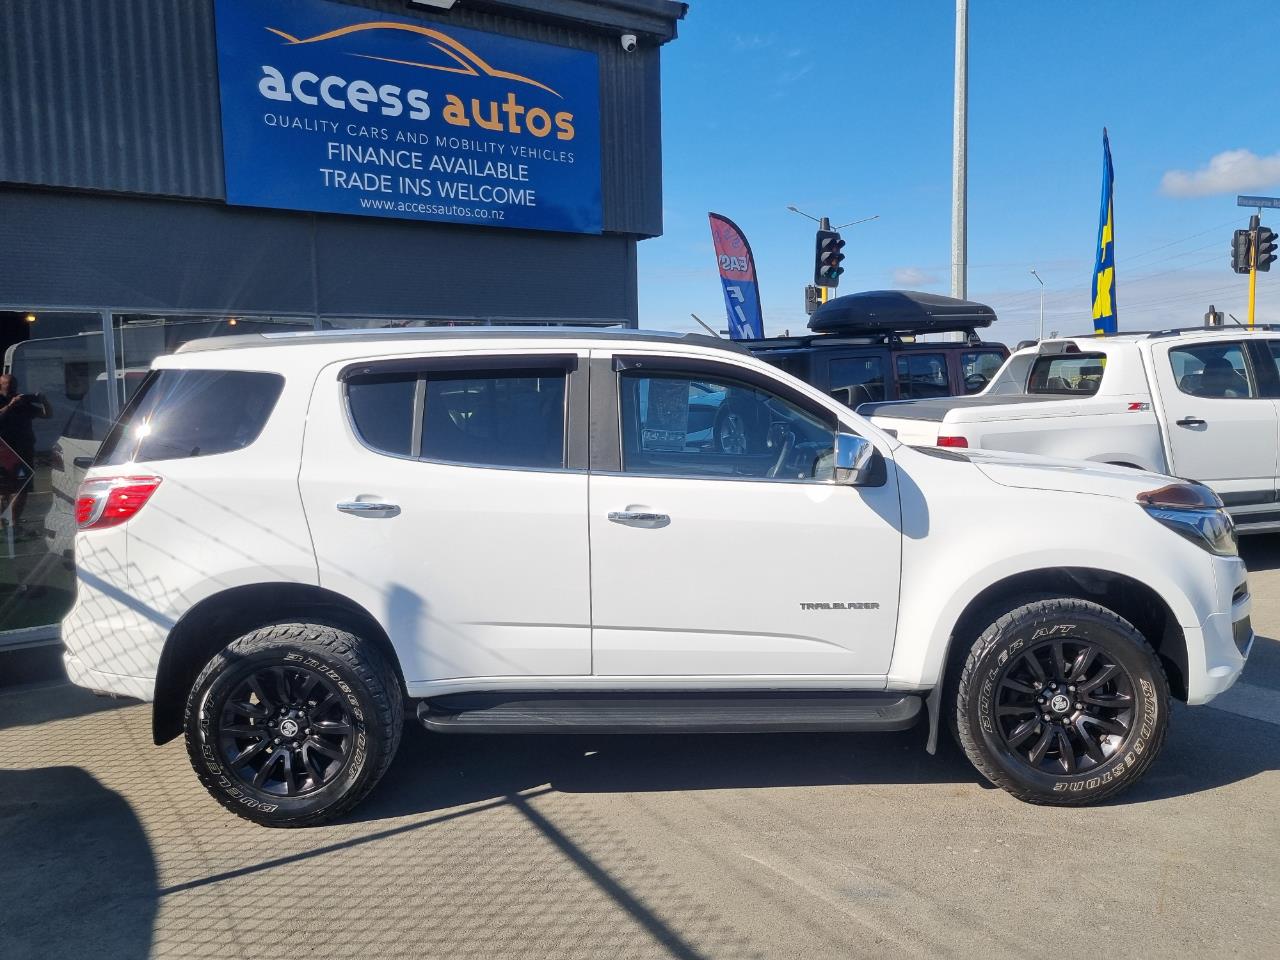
[0,311,310,645]
[0,310,621,646]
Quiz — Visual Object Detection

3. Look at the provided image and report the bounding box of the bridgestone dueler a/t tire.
[184,623,404,827]
[953,597,1169,806]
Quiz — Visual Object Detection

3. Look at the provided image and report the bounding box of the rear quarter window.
[96,369,284,466]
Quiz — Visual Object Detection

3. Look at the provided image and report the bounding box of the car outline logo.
[265,20,563,98]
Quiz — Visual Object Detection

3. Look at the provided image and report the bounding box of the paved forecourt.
[1,540,1278,959]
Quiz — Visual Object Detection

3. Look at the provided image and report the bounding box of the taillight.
[75,476,162,530]
[937,435,969,448]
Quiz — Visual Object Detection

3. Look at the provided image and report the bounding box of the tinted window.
[1171,343,1254,398]
[829,356,886,405]
[348,372,417,456]
[896,353,949,399]
[619,371,836,481]
[1027,353,1107,396]
[960,350,1005,394]
[759,354,809,380]
[1266,342,1280,395]
[422,372,565,468]
[97,369,284,465]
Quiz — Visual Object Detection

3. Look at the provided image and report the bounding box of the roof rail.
[1143,324,1277,339]
[175,325,750,355]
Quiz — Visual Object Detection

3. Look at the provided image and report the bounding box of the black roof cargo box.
[808,290,996,335]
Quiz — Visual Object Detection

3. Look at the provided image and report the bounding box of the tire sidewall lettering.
[973,615,1163,798]
[196,645,374,814]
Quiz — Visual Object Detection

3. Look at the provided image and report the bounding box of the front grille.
[1232,581,1249,605]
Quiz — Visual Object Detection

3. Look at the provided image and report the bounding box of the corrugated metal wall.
[1,187,638,322]
[0,0,224,199]
[0,0,666,236]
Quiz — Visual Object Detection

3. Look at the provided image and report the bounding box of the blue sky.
[638,0,1280,342]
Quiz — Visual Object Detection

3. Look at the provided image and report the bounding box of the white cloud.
[892,266,940,286]
[1160,149,1280,198]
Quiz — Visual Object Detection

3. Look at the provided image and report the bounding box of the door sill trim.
[404,674,890,698]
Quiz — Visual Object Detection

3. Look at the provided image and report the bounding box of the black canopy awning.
[808,290,996,335]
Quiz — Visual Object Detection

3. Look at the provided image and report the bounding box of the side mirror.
[833,431,880,486]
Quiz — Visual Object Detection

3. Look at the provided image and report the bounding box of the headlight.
[1138,483,1238,557]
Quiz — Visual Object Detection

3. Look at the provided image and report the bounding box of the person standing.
[0,373,51,538]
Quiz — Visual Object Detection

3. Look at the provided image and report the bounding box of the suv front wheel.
[184,623,403,827]
[952,597,1169,805]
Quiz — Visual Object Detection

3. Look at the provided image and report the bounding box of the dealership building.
[0,0,685,650]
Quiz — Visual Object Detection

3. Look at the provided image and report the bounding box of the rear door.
[827,352,888,408]
[894,352,950,400]
[1151,338,1279,515]
[298,349,592,685]
[957,348,1007,395]
[587,350,902,679]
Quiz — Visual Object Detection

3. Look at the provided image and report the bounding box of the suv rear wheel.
[184,623,403,827]
[952,597,1169,805]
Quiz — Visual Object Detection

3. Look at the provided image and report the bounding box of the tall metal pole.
[1030,268,1045,341]
[951,0,968,302]
[1248,212,1259,328]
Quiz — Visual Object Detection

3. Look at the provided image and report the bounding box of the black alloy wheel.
[185,622,403,827]
[993,639,1135,775]
[951,596,1169,806]
[217,664,355,797]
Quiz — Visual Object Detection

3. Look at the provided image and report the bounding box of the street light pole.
[951,0,968,302]
[1030,268,1045,341]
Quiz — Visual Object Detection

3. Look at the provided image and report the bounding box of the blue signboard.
[213,0,602,234]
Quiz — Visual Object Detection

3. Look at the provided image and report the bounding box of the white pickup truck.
[862,327,1280,533]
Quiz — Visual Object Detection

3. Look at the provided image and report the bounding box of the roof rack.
[740,329,998,350]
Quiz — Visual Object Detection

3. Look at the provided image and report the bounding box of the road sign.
[1238,195,1280,209]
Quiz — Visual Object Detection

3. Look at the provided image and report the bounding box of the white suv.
[63,329,1253,826]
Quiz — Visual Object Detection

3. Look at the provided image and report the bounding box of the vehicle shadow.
[356,700,1280,823]
[1240,535,1280,573]
[0,766,157,960]
[0,680,131,732]
[1121,699,1280,803]
[353,723,984,824]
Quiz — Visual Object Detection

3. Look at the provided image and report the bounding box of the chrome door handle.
[337,501,401,518]
[608,511,670,528]
[1175,416,1206,427]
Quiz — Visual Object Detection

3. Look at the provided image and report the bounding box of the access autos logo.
[255,19,578,140]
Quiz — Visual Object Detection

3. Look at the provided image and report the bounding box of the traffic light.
[1257,224,1278,273]
[814,229,846,287]
[1232,229,1252,274]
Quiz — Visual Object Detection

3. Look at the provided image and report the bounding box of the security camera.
[620,33,637,53]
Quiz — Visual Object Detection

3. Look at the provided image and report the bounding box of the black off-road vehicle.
[740,290,1009,408]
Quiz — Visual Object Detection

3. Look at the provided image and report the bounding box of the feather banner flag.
[1091,129,1118,335]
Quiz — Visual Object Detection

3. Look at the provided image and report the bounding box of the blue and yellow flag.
[1091,129,1117,335]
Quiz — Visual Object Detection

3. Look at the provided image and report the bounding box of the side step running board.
[417,691,923,735]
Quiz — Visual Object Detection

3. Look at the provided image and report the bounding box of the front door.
[298,349,591,685]
[588,351,902,678]
[1152,339,1279,517]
